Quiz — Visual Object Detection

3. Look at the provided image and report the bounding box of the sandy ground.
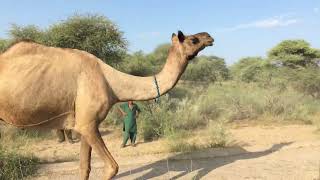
[27,124,320,180]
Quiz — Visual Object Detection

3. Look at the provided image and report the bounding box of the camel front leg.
[80,126,119,180]
[80,137,92,180]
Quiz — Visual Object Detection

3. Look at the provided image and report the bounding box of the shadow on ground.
[115,142,292,180]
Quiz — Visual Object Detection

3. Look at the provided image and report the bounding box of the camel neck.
[98,46,187,103]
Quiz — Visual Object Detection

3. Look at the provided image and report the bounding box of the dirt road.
[29,124,320,180]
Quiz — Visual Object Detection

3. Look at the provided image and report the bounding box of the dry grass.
[166,120,230,153]
[0,143,39,180]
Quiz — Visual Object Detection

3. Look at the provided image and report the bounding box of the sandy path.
[29,124,320,180]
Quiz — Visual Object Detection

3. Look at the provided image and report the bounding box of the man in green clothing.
[118,101,141,148]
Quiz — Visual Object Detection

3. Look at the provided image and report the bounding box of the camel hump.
[1,41,45,58]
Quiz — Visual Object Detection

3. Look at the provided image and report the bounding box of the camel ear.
[171,33,179,44]
[177,30,185,43]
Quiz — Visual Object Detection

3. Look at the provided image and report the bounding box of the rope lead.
[153,76,161,103]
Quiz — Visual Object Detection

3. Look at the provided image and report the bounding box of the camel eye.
[191,38,199,44]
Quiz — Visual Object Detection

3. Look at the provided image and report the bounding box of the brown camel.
[0,31,214,179]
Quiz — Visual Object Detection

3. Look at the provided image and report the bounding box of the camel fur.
[0,31,214,180]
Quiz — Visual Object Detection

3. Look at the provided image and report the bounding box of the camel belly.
[0,56,79,128]
[0,85,76,128]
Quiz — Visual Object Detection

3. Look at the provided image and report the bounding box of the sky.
[0,0,319,64]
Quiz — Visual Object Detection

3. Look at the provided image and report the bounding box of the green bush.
[289,67,320,98]
[198,83,264,121]
[6,14,127,65]
[268,39,320,67]
[168,86,190,100]
[182,56,229,83]
[118,51,153,76]
[0,145,39,180]
[0,127,53,150]
[198,82,320,122]
[0,39,9,53]
[230,57,265,83]
[166,120,229,152]
[207,120,229,148]
[138,98,176,141]
[167,131,199,152]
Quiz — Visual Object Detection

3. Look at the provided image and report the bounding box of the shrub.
[289,67,320,98]
[197,82,320,123]
[230,57,265,83]
[138,98,175,141]
[0,39,9,53]
[182,56,229,83]
[0,127,53,149]
[7,14,127,65]
[0,145,39,180]
[198,83,264,121]
[207,120,229,148]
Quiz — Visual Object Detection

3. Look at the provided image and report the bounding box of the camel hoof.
[105,165,119,180]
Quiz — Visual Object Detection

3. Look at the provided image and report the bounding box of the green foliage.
[182,56,229,82]
[118,51,153,76]
[167,131,200,152]
[207,120,229,148]
[45,14,127,64]
[167,86,191,100]
[118,43,171,76]
[0,127,53,149]
[198,82,320,123]
[147,43,171,73]
[138,97,176,141]
[6,14,127,65]
[0,39,9,53]
[230,57,265,82]
[289,67,320,98]
[117,42,227,82]
[166,120,229,152]
[9,24,46,43]
[268,40,320,67]
[0,145,39,180]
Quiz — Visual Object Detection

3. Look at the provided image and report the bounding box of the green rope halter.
[153,76,161,103]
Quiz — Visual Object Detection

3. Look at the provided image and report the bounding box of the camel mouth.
[206,39,214,46]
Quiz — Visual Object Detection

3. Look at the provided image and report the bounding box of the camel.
[0,31,214,179]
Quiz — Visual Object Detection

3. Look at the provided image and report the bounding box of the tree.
[290,67,320,98]
[46,14,127,65]
[0,39,9,53]
[119,51,153,76]
[182,56,228,82]
[147,43,171,73]
[118,43,171,76]
[268,40,320,68]
[230,57,265,83]
[9,24,46,43]
[206,56,229,81]
[7,14,127,65]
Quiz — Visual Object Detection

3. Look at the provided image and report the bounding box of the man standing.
[118,101,141,148]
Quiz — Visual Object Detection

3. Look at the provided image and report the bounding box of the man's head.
[128,101,133,105]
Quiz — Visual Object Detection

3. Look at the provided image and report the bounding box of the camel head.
[171,30,214,60]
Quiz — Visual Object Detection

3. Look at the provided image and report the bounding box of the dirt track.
[29,124,320,180]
